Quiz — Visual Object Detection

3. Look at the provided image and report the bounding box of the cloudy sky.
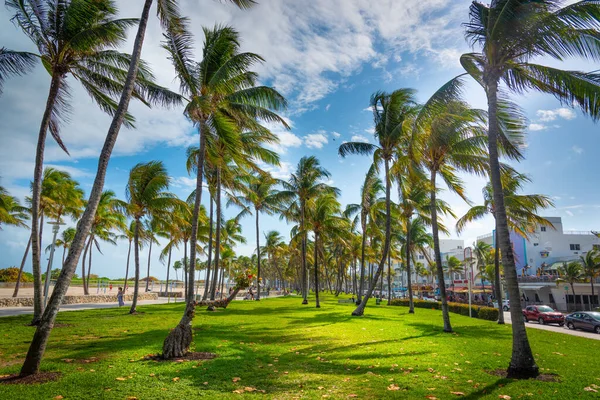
[1,0,597,280]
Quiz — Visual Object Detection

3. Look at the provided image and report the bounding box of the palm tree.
[307,194,348,308]
[280,156,338,305]
[143,218,162,292]
[444,256,464,294]
[344,165,384,304]
[125,161,178,314]
[230,172,282,300]
[557,261,584,311]
[45,227,77,268]
[460,0,600,379]
[159,203,192,302]
[6,0,167,328]
[262,231,286,290]
[339,89,418,316]
[457,170,554,323]
[580,250,600,310]
[0,47,37,94]
[473,241,493,295]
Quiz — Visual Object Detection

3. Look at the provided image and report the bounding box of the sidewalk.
[0,298,172,317]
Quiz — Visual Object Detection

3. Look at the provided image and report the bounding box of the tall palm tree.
[6,0,167,327]
[0,47,37,94]
[557,261,584,311]
[46,227,76,268]
[143,218,162,292]
[457,170,554,323]
[460,0,600,378]
[159,203,192,302]
[414,98,490,332]
[344,165,384,304]
[280,156,338,305]
[473,240,493,295]
[339,89,418,316]
[307,194,348,308]
[444,255,464,294]
[230,172,282,300]
[126,161,178,314]
[580,250,600,310]
[262,230,286,290]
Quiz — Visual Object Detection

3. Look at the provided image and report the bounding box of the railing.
[477,233,493,241]
[517,275,600,284]
[563,230,593,235]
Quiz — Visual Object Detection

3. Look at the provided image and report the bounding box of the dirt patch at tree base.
[0,372,61,385]
[487,369,560,382]
[145,352,217,362]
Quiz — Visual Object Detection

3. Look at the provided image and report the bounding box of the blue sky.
[0,0,597,280]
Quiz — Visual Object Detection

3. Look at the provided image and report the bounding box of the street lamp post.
[464,246,473,318]
[43,221,65,307]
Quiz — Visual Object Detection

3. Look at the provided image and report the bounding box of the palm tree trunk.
[314,233,321,308]
[210,169,222,300]
[256,210,261,300]
[494,228,505,324]
[406,217,415,314]
[62,246,66,267]
[486,77,538,379]
[165,245,172,301]
[301,204,308,304]
[591,278,595,310]
[13,234,32,297]
[163,124,207,358]
[571,283,577,311]
[387,251,392,305]
[29,73,64,325]
[357,220,367,304]
[87,240,93,291]
[19,0,154,376]
[430,170,452,332]
[81,236,90,295]
[183,240,188,301]
[124,240,132,292]
[203,197,214,300]
[145,239,153,292]
[352,159,392,316]
[130,219,142,314]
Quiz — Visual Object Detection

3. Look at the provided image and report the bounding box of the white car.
[423,297,437,302]
[491,300,510,311]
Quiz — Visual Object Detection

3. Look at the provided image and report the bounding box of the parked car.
[522,305,565,326]
[489,300,510,311]
[423,297,437,302]
[565,311,600,334]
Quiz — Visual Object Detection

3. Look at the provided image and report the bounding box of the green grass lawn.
[1,295,599,399]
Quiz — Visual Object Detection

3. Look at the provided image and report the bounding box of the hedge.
[389,298,499,321]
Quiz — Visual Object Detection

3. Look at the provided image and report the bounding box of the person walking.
[117,287,125,307]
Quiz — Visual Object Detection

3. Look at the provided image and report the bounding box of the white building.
[476,217,600,311]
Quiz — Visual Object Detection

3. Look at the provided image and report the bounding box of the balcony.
[517,275,600,284]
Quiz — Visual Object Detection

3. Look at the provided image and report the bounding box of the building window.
[533,243,539,247]
[541,226,546,232]
[457,246,462,249]
[570,244,581,251]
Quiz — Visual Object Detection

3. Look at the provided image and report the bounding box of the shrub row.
[389,298,499,321]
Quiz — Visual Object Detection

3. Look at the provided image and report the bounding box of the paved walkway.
[0,298,172,317]
[503,311,600,340]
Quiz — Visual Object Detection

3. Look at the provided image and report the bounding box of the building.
[476,217,600,311]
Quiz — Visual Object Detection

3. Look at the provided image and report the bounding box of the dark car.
[565,311,600,334]
[522,305,565,326]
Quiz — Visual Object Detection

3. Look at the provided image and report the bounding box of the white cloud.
[529,123,547,131]
[364,127,375,135]
[363,107,372,112]
[332,131,341,138]
[565,210,574,217]
[572,145,583,154]
[325,104,331,111]
[304,132,329,149]
[261,161,293,180]
[536,108,576,122]
[350,134,370,143]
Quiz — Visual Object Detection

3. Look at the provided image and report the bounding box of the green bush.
[390,298,499,322]
[0,267,33,282]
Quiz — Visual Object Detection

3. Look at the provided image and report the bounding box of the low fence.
[0,292,158,307]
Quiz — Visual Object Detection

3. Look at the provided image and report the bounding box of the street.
[503,311,600,340]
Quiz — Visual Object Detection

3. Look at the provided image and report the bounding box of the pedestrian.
[109,283,113,291]
[117,287,124,307]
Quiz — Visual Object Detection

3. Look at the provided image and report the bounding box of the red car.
[523,305,565,326]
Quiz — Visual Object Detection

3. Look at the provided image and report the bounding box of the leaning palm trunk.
[130,219,142,314]
[406,218,415,313]
[486,78,537,378]
[165,245,172,302]
[494,228,505,324]
[19,0,153,376]
[210,169,222,300]
[13,234,32,297]
[430,171,452,332]
[30,73,64,325]
[162,126,207,359]
[353,159,392,316]
[81,237,91,295]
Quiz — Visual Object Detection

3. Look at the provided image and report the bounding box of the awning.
[520,285,549,290]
